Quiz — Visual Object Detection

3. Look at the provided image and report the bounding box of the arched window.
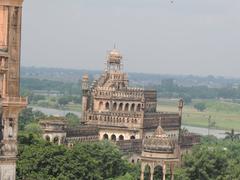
[119,135,124,141]
[105,102,110,110]
[144,165,151,180]
[61,137,65,144]
[45,135,50,142]
[9,119,13,138]
[111,134,116,141]
[154,166,163,180]
[130,135,135,140]
[113,102,117,111]
[124,103,129,111]
[130,104,135,112]
[118,103,123,111]
[53,136,59,144]
[99,101,103,111]
[136,104,141,112]
[103,134,109,140]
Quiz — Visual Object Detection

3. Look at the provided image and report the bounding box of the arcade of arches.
[141,161,175,180]
[44,134,65,145]
[96,101,142,112]
[101,132,136,141]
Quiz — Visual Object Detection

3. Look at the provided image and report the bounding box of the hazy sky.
[21,0,240,77]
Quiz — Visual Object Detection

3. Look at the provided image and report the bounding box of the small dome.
[107,49,122,64]
[82,74,89,81]
[143,126,175,153]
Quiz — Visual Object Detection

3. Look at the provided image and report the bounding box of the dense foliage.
[194,102,207,112]
[18,108,46,130]
[17,134,138,180]
[175,137,240,180]
[21,78,81,96]
[155,83,240,102]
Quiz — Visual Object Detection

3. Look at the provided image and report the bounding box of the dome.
[107,49,122,64]
[82,74,89,81]
[143,126,175,153]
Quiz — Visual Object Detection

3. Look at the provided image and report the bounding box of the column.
[170,163,174,180]
[162,163,166,180]
[150,166,154,180]
[2,73,6,97]
[140,164,145,180]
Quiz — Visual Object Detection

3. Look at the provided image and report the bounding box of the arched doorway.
[119,135,124,141]
[53,136,59,144]
[131,104,135,112]
[130,135,135,140]
[144,165,151,180]
[153,165,163,180]
[119,103,123,111]
[113,102,117,111]
[137,104,141,112]
[45,135,50,142]
[124,103,129,111]
[105,102,110,110]
[99,101,103,111]
[103,134,109,140]
[111,134,116,141]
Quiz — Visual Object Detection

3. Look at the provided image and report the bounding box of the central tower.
[0,1,27,180]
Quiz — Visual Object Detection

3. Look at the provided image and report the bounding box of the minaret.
[81,74,89,123]
[0,1,27,180]
[178,99,184,143]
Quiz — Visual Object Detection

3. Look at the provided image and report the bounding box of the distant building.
[40,49,200,179]
[81,48,183,142]
[39,117,67,145]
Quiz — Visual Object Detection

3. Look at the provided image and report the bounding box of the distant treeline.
[20,78,82,96]
[155,83,240,103]
[20,78,240,105]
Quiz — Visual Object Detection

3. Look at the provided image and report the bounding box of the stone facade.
[140,126,179,180]
[0,0,27,180]
[82,48,183,143]
[39,118,67,145]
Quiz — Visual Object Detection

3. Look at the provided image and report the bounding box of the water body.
[30,106,81,117]
[30,106,231,139]
[183,125,228,139]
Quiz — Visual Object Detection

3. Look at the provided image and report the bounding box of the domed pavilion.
[140,125,179,180]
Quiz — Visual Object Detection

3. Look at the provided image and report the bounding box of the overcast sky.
[21,0,240,77]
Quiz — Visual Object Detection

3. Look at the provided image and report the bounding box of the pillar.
[140,164,145,180]
[162,162,166,180]
[150,166,154,180]
[170,163,174,180]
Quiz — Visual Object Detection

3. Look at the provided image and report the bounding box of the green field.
[157,99,240,131]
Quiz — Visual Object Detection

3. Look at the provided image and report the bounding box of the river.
[30,106,231,139]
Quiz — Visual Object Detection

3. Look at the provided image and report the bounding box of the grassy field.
[157,99,240,131]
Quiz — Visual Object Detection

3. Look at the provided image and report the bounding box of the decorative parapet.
[116,139,142,153]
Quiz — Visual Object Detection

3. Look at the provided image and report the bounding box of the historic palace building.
[0,0,27,180]
[37,44,202,180]
[81,48,183,143]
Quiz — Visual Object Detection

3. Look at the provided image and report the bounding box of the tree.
[225,129,240,141]
[17,139,134,180]
[18,108,46,130]
[18,108,35,130]
[178,138,240,179]
[58,96,70,106]
[194,102,206,112]
[65,113,80,127]
[24,123,42,136]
